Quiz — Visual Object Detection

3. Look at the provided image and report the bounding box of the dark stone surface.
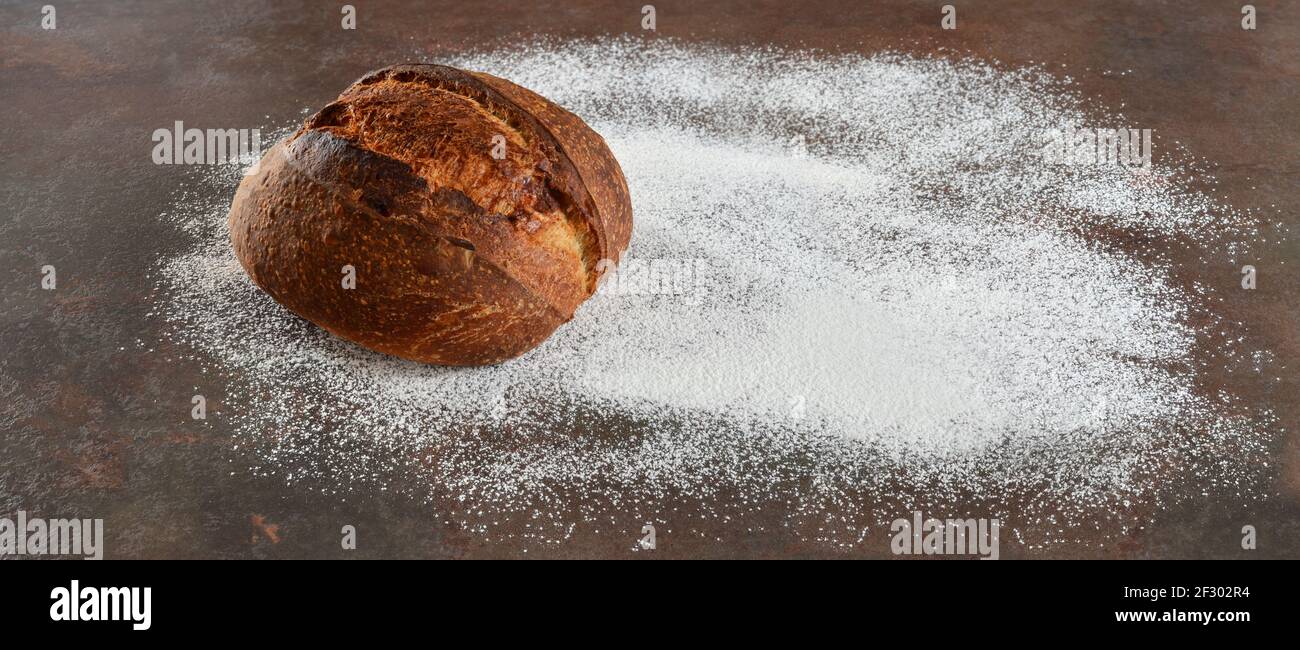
[1,0,1296,558]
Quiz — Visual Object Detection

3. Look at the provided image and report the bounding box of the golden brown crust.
[467,70,634,268]
[227,64,632,366]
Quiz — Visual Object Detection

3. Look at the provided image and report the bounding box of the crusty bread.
[228,64,633,365]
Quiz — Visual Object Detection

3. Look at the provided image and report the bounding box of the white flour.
[154,38,1273,549]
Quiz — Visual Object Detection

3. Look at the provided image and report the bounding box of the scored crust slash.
[227,64,634,366]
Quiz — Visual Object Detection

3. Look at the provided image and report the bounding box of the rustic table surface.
[1,0,1296,558]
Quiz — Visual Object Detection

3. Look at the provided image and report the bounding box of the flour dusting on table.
[153,38,1274,549]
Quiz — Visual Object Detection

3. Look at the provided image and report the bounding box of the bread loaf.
[228,64,633,365]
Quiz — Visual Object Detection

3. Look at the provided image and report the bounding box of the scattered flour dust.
[154,38,1273,551]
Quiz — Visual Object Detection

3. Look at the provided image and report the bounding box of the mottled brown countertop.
[1,0,1296,558]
